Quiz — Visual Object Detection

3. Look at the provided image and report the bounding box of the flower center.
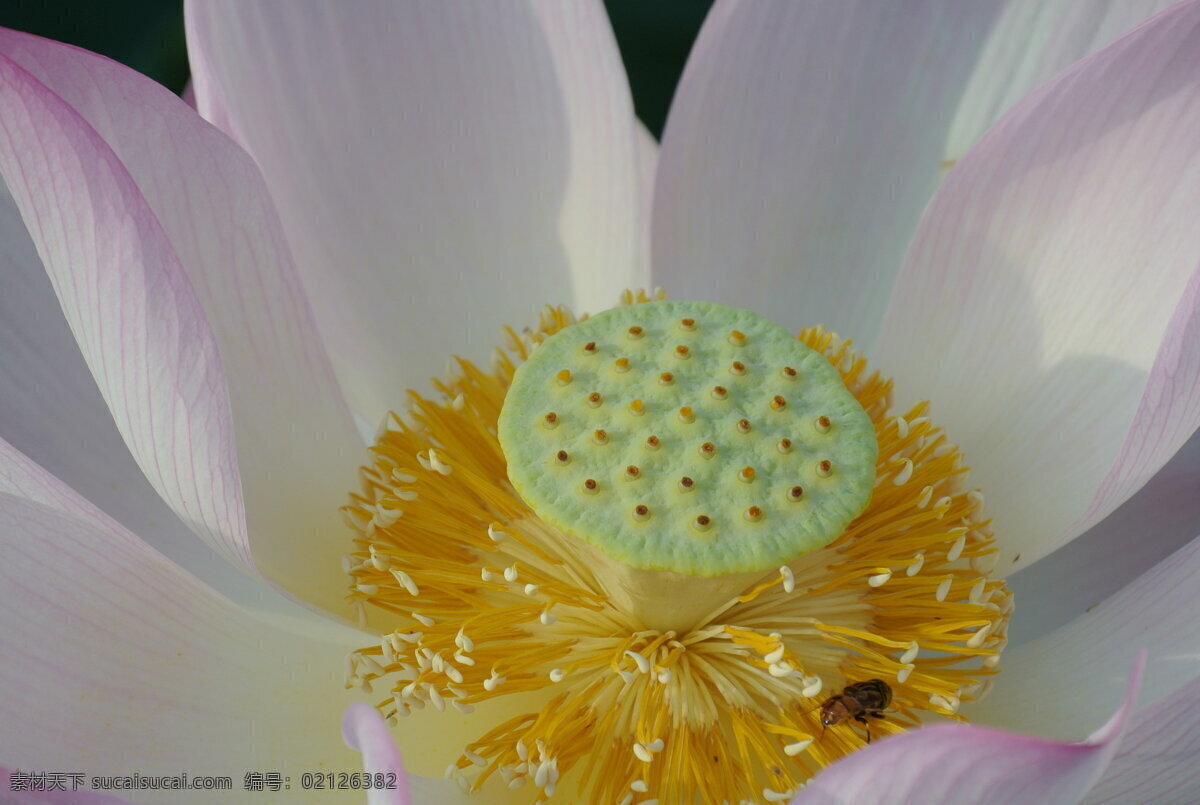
[342,291,1011,804]
[497,300,878,633]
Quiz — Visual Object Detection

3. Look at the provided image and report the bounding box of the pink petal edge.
[0,29,363,619]
[342,703,411,805]
[1086,672,1200,803]
[1071,266,1200,538]
[793,652,1146,805]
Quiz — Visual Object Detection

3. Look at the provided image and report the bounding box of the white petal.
[634,119,658,280]
[968,533,1200,739]
[875,4,1200,572]
[652,0,1001,344]
[944,0,1179,163]
[0,437,372,801]
[0,32,363,618]
[187,0,642,425]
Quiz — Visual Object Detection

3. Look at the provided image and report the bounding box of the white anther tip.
[625,650,651,674]
[784,739,813,757]
[966,624,993,649]
[429,449,453,475]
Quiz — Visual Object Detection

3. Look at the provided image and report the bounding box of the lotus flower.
[2,1,1199,803]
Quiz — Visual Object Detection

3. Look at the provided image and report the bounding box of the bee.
[820,679,892,744]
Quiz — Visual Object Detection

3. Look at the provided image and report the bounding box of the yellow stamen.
[342,302,1009,804]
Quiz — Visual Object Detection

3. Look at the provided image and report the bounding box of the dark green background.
[0,0,713,139]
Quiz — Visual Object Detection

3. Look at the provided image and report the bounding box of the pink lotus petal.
[1086,673,1200,803]
[186,0,643,426]
[944,0,1178,162]
[342,703,411,805]
[0,187,266,609]
[970,533,1200,740]
[1073,266,1200,538]
[874,2,1200,572]
[651,0,1002,345]
[340,703,473,805]
[0,436,370,796]
[1006,429,1200,644]
[0,768,132,803]
[794,653,1145,805]
[0,30,363,618]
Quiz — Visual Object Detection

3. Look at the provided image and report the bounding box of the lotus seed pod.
[498,300,877,576]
